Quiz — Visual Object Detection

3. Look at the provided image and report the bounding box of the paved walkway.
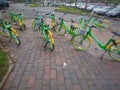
[0,19,120,90]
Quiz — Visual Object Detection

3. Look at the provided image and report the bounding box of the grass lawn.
[0,47,9,82]
[55,6,91,16]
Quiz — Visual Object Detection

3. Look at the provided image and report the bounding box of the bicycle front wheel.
[71,35,91,50]
[48,30,55,51]
[108,41,120,62]
[55,24,66,36]
[11,28,21,46]
[0,29,9,37]
[32,20,40,31]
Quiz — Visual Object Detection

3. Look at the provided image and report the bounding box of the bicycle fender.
[11,28,19,37]
[48,31,54,44]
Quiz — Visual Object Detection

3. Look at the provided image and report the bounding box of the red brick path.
[1,19,120,90]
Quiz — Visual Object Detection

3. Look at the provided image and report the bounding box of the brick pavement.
[0,19,120,90]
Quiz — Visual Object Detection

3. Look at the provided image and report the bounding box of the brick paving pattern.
[0,19,120,90]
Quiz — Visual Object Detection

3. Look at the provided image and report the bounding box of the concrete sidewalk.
[1,19,120,90]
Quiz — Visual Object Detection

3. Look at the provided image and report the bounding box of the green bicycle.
[32,9,55,51]
[71,25,120,62]
[78,16,111,31]
[55,13,79,37]
[0,13,21,45]
[46,12,57,31]
[10,9,26,31]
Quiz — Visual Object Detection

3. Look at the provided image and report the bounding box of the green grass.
[55,6,90,16]
[0,47,8,82]
[0,49,8,64]
[29,3,41,7]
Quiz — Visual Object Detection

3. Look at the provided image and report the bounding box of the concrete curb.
[0,44,15,90]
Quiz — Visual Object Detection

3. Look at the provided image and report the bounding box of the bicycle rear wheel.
[0,29,9,36]
[47,30,54,51]
[71,35,91,50]
[11,28,21,46]
[38,27,45,39]
[108,41,120,62]
[55,24,66,36]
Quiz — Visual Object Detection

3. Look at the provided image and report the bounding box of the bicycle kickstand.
[44,41,48,49]
[9,38,12,43]
[70,36,74,41]
[100,51,106,60]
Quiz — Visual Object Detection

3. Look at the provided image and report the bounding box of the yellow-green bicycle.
[71,25,120,62]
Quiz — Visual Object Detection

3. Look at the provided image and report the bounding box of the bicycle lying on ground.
[32,9,55,51]
[0,11,21,46]
[71,24,120,62]
[10,9,26,31]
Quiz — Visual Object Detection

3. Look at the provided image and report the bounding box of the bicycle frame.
[83,29,113,51]
[59,19,78,36]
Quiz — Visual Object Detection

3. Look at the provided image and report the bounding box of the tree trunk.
[75,0,77,7]
[85,0,88,10]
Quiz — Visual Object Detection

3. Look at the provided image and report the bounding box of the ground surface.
[0,18,120,90]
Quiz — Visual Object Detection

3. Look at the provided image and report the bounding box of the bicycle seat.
[111,32,120,37]
[59,17,64,20]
